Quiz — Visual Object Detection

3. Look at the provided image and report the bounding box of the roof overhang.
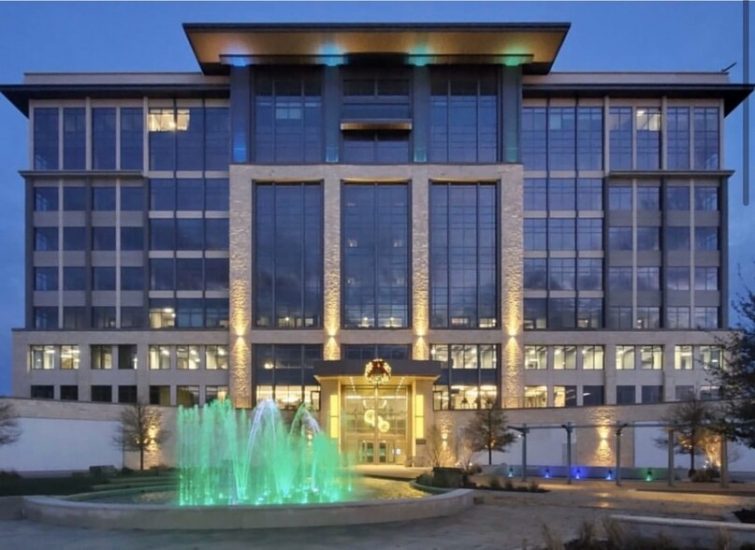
[313,359,442,381]
[183,22,571,75]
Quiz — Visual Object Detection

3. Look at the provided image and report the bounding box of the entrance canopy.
[313,359,442,381]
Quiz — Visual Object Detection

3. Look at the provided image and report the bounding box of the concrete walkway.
[1,477,753,549]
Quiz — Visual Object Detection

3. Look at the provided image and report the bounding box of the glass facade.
[342,183,409,328]
[254,183,323,328]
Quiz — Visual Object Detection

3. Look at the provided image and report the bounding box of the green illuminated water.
[177,399,350,506]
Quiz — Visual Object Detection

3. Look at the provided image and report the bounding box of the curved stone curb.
[23,489,475,530]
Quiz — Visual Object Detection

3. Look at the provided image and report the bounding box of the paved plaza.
[2,477,753,549]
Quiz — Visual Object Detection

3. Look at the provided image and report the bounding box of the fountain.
[176,399,349,506]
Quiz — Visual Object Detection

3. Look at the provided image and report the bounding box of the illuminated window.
[640,346,663,370]
[60,345,79,370]
[525,346,547,370]
[616,345,635,370]
[205,345,228,370]
[177,345,201,370]
[582,346,604,370]
[149,345,171,370]
[553,346,577,370]
[524,386,547,409]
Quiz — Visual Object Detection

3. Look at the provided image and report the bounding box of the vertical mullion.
[300,184,305,329]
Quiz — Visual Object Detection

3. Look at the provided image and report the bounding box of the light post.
[511,424,529,481]
[561,422,573,484]
[615,422,628,487]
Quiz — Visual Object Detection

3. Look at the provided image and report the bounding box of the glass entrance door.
[342,384,408,464]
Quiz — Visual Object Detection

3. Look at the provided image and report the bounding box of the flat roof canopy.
[184,22,570,74]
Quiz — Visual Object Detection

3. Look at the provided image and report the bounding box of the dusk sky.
[0,1,751,395]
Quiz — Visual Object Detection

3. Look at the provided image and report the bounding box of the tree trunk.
[140,447,144,471]
[488,446,492,466]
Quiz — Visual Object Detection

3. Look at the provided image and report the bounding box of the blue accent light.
[507,467,514,478]
[408,44,432,67]
[544,467,551,479]
[606,469,613,481]
[575,468,582,480]
[319,44,345,67]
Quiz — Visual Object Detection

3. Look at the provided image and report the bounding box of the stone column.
[323,174,341,360]
[501,164,524,408]
[412,168,430,360]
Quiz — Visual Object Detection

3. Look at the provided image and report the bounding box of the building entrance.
[342,384,408,465]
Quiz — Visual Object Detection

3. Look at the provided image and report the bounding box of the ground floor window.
[432,384,497,410]
[177,385,200,407]
[255,385,320,411]
[30,385,54,399]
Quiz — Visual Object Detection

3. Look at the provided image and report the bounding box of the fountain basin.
[22,488,475,530]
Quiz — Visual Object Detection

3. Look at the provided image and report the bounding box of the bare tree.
[0,402,21,446]
[464,401,515,466]
[657,396,717,476]
[424,423,454,468]
[113,401,169,471]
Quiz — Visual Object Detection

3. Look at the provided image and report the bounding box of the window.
[524,219,547,250]
[342,131,409,164]
[33,307,58,329]
[174,219,202,250]
[695,186,718,211]
[637,185,660,210]
[524,258,547,290]
[255,74,322,163]
[120,107,144,170]
[205,258,229,291]
[577,259,602,290]
[63,107,85,170]
[176,108,204,171]
[693,107,719,170]
[206,345,228,370]
[616,345,635,370]
[149,299,175,329]
[635,108,660,169]
[700,346,723,370]
[63,227,86,251]
[577,218,602,250]
[576,107,603,170]
[120,227,143,251]
[548,107,575,170]
[666,227,690,251]
[205,107,229,170]
[430,183,496,328]
[206,179,229,211]
[63,307,87,329]
[176,179,204,210]
[176,259,203,291]
[582,346,604,370]
[149,219,174,250]
[524,346,547,370]
[523,298,546,330]
[31,386,54,400]
[91,345,113,370]
[640,345,663,370]
[177,345,201,370]
[63,186,86,211]
[92,267,116,291]
[92,107,116,170]
[582,385,605,406]
[577,179,602,211]
[118,345,137,370]
[675,345,693,370]
[548,298,576,329]
[149,259,174,291]
[666,266,690,290]
[34,227,58,251]
[118,385,138,404]
[522,107,546,170]
[92,186,116,210]
[666,186,690,210]
[667,306,690,329]
[150,385,171,406]
[430,73,497,163]
[176,298,204,328]
[609,305,632,331]
[637,267,660,291]
[636,306,660,329]
[553,346,577,370]
[548,219,575,250]
[548,258,575,290]
[675,385,695,401]
[92,227,116,250]
[608,185,632,210]
[609,107,632,169]
[150,179,175,211]
[34,267,58,291]
[641,385,663,404]
[524,385,548,408]
[548,179,575,210]
[205,219,229,250]
[205,386,229,404]
[346,344,410,361]
[91,385,113,403]
[121,267,144,291]
[616,385,636,405]
[148,108,177,170]
[252,344,322,408]
[608,267,632,291]
[121,307,144,329]
[695,267,718,291]
[667,107,690,170]
[524,179,546,210]
[92,307,116,328]
[60,345,79,370]
[60,385,78,401]
[608,227,632,251]
[34,107,59,170]
[636,227,659,251]
[254,183,323,328]
[149,345,171,370]
[695,227,718,251]
[577,299,603,329]
[694,307,719,329]
[34,187,58,211]
[553,386,577,408]
[30,345,55,370]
